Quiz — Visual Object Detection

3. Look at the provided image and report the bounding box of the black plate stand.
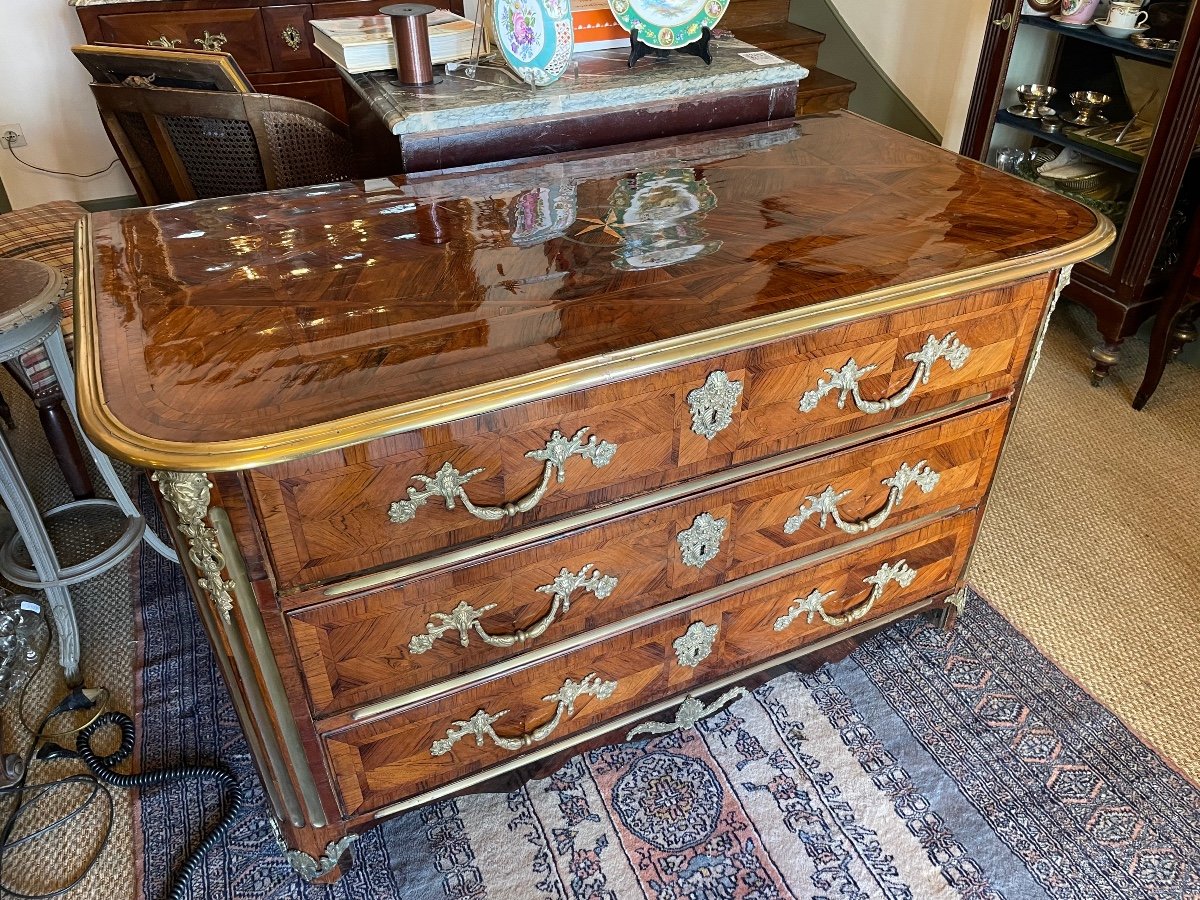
[628,26,713,68]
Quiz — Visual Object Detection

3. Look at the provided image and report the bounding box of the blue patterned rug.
[134,525,1200,899]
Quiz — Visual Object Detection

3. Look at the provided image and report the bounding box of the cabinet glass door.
[979,1,1197,275]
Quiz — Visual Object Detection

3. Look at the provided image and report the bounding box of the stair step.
[734,23,826,70]
[796,67,857,116]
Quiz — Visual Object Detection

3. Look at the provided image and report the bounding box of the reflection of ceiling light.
[177,230,205,239]
[240,266,260,281]
[290,268,311,277]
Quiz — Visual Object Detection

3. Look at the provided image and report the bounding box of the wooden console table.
[74,113,1111,882]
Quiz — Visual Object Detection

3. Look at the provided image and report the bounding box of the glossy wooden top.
[77,112,1112,470]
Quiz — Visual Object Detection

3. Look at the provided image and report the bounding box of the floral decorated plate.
[491,0,575,87]
[607,0,729,49]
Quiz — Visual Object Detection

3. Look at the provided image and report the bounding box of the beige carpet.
[973,300,1200,781]
[0,301,1196,899]
[0,373,137,900]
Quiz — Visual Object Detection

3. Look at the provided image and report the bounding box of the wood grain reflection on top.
[84,113,1100,447]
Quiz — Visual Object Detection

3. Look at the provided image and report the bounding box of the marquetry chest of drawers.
[75,113,1112,881]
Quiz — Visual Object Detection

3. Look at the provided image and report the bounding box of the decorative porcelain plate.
[491,0,575,87]
[607,0,729,49]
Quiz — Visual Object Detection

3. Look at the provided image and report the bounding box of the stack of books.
[311,9,474,74]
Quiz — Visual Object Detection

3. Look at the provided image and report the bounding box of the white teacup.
[1107,2,1148,27]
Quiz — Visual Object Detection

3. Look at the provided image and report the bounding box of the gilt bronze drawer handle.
[281,24,303,51]
[627,687,748,741]
[798,333,971,415]
[676,512,727,569]
[430,672,617,756]
[193,31,228,52]
[687,370,743,439]
[388,427,617,525]
[408,564,618,654]
[773,559,917,631]
[784,460,940,536]
[147,36,182,48]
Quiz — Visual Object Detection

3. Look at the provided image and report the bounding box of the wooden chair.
[90,83,358,204]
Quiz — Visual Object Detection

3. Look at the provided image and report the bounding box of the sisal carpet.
[973,300,1200,780]
[0,372,138,900]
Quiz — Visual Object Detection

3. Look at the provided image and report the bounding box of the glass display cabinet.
[961,0,1200,382]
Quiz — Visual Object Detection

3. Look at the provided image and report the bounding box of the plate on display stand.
[490,0,575,86]
[607,0,729,49]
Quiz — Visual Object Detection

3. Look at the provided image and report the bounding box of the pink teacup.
[1060,0,1100,21]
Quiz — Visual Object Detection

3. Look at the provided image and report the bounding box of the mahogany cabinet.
[72,0,794,125]
[960,0,1200,382]
[71,0,464,122]
[75,115,1111,882]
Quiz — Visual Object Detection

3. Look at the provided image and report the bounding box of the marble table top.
[342,36,807,137]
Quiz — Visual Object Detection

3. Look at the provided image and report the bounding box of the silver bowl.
[1009,83,1057,118]
[1065,91,1112,126]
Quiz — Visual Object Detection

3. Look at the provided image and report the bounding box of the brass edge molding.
[269,819,358,882]
[369,597,934,820]
[208,506,330,829]
[153,484,305,828]
[627,686,748,741]
[324,395,991,598]
[152,472,234,622]
[343,506,961,723]
[73,215,1115,473]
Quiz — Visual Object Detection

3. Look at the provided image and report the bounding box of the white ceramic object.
[1094,18,1149,37]
[1051,13,1093,28]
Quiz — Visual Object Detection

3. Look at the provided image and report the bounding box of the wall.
[789,0,937,142]
[0,0,133,209]
[790,0,993,150]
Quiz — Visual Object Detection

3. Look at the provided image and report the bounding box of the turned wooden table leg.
[1089,339,1124,386]
[36,394,95,499]
[1,361,95,500]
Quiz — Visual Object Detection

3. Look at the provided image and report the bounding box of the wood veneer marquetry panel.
[250,278,1045,589]
[322,513,974,815]
[82,113,1099,466]
[290,402,1008,715]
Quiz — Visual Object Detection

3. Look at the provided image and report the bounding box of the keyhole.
[698,544,708,557]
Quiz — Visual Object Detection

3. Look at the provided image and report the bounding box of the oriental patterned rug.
[133,519,1200,898]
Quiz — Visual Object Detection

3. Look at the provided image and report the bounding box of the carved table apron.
[74,113,1113,881]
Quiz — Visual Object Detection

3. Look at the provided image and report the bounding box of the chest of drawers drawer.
[96,8,274,73]
[321,512,974,816]
[289,402,1007,717]
[249,276,1051,592]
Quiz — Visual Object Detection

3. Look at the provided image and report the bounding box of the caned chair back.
[90,83,356,204]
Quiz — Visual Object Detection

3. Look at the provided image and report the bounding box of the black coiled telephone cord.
[0,694,244,900]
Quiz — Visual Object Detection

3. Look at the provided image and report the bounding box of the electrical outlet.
[1,125,27,149]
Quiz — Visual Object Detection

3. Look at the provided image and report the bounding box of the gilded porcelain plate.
[606,0,729,49]
[492,0,575,86]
